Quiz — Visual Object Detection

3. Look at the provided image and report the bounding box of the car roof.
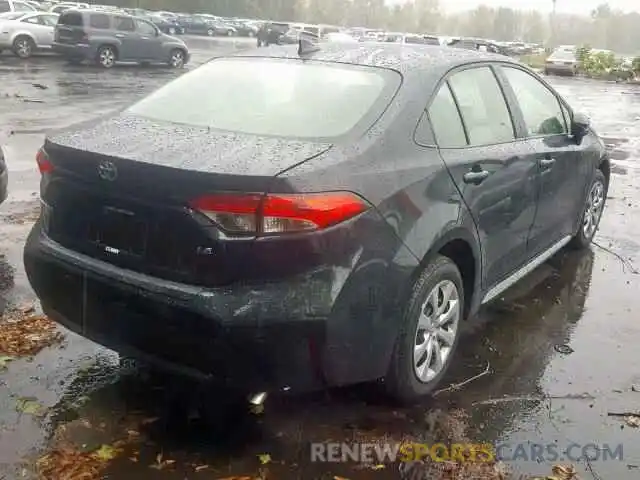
[228,42,518,80]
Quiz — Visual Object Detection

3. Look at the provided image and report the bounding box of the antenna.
[298,31,321,56]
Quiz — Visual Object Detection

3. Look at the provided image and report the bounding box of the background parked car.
[0,0,37,13]
[175,14,212,36]
[48,1,86,14]
[145,14,183,35]
[544,47,579,76]
[0,11,57,57]
[229,19,258,37]
[53,9,189,68]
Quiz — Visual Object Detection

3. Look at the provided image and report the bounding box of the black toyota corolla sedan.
[24,40,609,403]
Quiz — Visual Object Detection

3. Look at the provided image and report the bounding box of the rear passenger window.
[502,67,567,136]
[426,83,467,148]
[89,13,109,29]
[0,1,9,13]
[448,66,515,146]
[115,16,135,31]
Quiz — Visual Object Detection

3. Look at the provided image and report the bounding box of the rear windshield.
[58,11,82,26]
[550,49,575,61]
[126,57,400,140]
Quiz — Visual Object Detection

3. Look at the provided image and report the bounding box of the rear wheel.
[207,28,214,36]
[13,36,35,59]
[385,255,464,403]
[96,45,116,68]
[569,169,607,249]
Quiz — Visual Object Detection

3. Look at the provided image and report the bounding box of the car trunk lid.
[41,114,333,287]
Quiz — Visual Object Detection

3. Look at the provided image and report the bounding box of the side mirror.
[571,111,590,141]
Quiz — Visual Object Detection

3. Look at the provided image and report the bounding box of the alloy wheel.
[14,38,32,58]
[413,279,460,383]
[169,50,184,68]
[98,47,115,68]
[583,179,605,240]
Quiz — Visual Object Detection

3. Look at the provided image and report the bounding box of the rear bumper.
[544,64,576,75]
[24,219,403,393]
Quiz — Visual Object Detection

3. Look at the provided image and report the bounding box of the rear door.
[55,10,85,44]
[496,65,591,256]
[20,13,55,47]
[428,65,539,290]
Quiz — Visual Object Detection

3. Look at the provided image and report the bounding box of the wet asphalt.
[1,37,640,480]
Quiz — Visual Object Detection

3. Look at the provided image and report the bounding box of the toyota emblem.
[97,160,117,181]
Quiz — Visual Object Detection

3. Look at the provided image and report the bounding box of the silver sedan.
[0,11,58,57]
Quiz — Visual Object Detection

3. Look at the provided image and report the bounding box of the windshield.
[126,58,400,140]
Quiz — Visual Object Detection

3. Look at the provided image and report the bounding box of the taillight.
[36,148,53,174]
[189,192,368,235]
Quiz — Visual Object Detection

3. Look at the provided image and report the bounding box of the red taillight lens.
[189,192,368,235]
[36,148,53,174]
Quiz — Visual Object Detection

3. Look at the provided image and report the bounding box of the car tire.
[12,35,35,59]
[569,169,607,250]
[207,28,214,36]
[96,45,116,68]
[168,48,185,68]
[385,254,464,403]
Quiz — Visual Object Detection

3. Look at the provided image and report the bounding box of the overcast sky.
[386,0,639,15]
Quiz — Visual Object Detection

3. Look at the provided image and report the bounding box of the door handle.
[115,33,125,38]
[463,169,490,185]
[539,157,556,168]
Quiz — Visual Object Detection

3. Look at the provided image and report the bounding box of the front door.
[113,15,142,61]
[429,65,538,289]
[497,65,592,256]
[134,18,162,61]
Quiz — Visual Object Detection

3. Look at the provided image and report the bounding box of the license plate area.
[90,206,147,256]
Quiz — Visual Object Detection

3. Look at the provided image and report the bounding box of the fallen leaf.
[92,444,120,462]
[0,314,63,356]
[625,415,640,427]
[15,397,47,416]
[551,464,578,479]
[258,453,271,464]
[0,355,14,368]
